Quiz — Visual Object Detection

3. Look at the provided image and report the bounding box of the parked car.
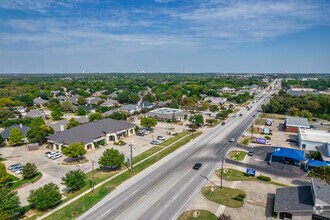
[51,153,62,160]
[150,140,160,145]
[221,122,226,125]
[193,163,202,170]
[7,163,22,171]
[141,129,150,135]
[229,138,235,142]
[248,150,254,156]
[45,151,53,157]
[266,140,271,145]
[14,168,23,174]
[157,136,166,141]
[137,132,145,136]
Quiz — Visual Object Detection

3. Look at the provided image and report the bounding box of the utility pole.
[91,160,95,195]
[129,144,133,172]
[221,157,224,188]
[251,123,254,140]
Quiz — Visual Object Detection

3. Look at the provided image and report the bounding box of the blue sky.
[0,0,330,73]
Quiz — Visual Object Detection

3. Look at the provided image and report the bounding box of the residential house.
[48,117,89,133]
[47,118,135,151]
[24,109,46,119]
[274,178,330,220]
[109,89,123,99]
[120,104,141,115]
[284,116,310,133]
[33,98,48,107]
[101,99,119,107]
[1,124,30,145]
[139,100,154,110]
[14,106,26,114]
[156,100,172,107]
[73,105,95,113]
[86,97,104,106]
[145,108,188,122]
[92,90,107,97]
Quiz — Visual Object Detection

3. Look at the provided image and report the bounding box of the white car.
[14,169,23,174]
[51,153,62,160]
[157,136,166,141]
[266,140,271,145]
[229,138,235,142]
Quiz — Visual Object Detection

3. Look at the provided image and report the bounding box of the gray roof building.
[101,99,119,107]
[87,97,104,105]
[24,109,46,118]
[33,98,48,106]
[286,116,310,128]
[49,117,89,133]
[47,118,135,145]
[274,178,330,219]
[1,124,30,139]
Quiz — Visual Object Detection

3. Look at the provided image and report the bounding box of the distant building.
[220,87,236,94]
[284,116,310,133]
[24,109,46,119]
[298,128,330,151]
[101,99,119,107]
[139,100,154,109]
[48,117,89,133]
[33,98,48,107]
[145,108,188,122]
[274,178,330,220]
[120,104,141,115]
[47,119,135,151]
[204,97,227,105]
[86,97,104,105]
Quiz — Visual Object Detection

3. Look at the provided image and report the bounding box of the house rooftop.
[312,178,330,205]
[286,116,310,127]
[1,124,30,139]
[149,107,183,115]
[299,128,330,143]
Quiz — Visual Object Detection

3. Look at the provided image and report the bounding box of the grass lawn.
[241,101,251,107]
[61,158,89,165]
[216,168,289,187]
[259,113,286,120]
[254,118,266,125]
[202,186,246,208]
[9,172,43,190]
[178,210,218,220]
[228,151,247,161]
[239,137,255,146]
[42,132,202,220]
[159,132,190,147]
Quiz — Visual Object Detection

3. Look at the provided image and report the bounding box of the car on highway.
[157,136,166,141]
[233,114,237,117]
[239,114,243,116]
[252,115,255,117]
[150,140,160,145]
[229,138,235,142]
[221,121,226,125]
[193,163,202,170]
[248,150,254,156]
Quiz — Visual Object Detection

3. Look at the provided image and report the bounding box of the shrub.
[233,196,244,201]
[237,193,246,199]
[244,172,250,177]
[264,136,271,140]
[257,175,271,181]
[311,151,321,160]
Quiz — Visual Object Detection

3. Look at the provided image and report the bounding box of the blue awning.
[272,147,305,161]
[307,160,330,167]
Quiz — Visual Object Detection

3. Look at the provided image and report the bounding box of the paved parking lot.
[0,121,190,205]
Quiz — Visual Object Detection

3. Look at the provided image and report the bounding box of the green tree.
[61,100,72,112]
[77,107,87,115]
[0,108,15,123]
[189,114,204,126]
[188,123,198,131]
[22,163,38,179]
[67,118,79,129]
[0,163,10,186]
[27,124,53,144]
[0,135,4,147]
[51,107,63,120]
[29,117,45,128]
[128,93,140,104]
[288,107,300,116]
[77,96,86,105]
[299,110,313,121]
[218,214,233,220]
[89,112,103,122]
[198,102,209,111]
[108,112,127,120]
[61,169,86,193]
[140,117,157,128]
[0,187,20,220]
[62,142,87,160]
[28,182,61,211]
[99,148,124,168]
[8,128,24,146]
[143,93,155,102]
[206,119,218,126]
[209,105,219,112]
[308,166,330,184]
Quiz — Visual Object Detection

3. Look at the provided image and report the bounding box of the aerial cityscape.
[0,1,330,220]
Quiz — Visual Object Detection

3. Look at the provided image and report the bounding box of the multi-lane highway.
[79,87,274,220]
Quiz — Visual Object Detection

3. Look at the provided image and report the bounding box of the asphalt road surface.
[79,93,273,220]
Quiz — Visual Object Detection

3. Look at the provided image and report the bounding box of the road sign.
[246,168,256,176]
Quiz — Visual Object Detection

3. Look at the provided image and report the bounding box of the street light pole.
[251,123,254,140]
[91,160,95,195]
[129,144,133,172]
[220,157,224,188]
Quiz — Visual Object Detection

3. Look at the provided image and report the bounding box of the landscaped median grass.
[202,186,246,208]
[43,132,202,220]
[228,151,247,161]
[216,168,289,187]
[177,209,218,220]
[9,172,43,190]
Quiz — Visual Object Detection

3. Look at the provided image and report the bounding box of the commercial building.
[298,128,330,151]
[145,108,188,122]
[219,87,236,94]
[284,116,310,133]
[204,97,227,105]
[274,178,330,220]
[47,118,135,151]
